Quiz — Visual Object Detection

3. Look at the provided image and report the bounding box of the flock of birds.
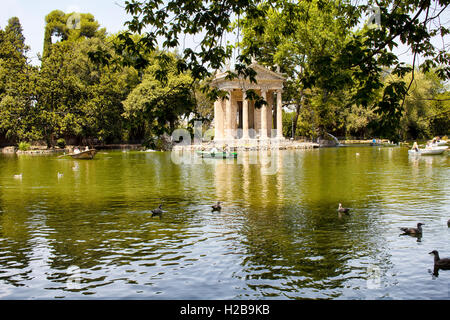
[151,202,450,274]
[13,171,450,275]
[339,204,450,273]
[398,221,450,271]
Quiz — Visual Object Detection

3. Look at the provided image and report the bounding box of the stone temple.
[211,62,286,144]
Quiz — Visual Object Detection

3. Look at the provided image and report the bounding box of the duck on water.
[338,204,350,214]
[400,223,424,235]
[429,250,450,277]
[429,251,450,269]
[151,205,163,218]
[212,202,222,212]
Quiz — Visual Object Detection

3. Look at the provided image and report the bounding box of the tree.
[0,17,40,142]
[429,90,450,136]
[396,70,448,139]
[116,0,449,142]
[43,10,105,59]
[38,34,139,145]
[240,0,356,138]
[123,52,196,138]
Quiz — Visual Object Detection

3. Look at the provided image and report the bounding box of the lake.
[0,146,449,299]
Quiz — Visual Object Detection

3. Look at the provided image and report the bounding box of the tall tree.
[116,0,449,141]
[43,10,105,59]
[38,34,139,145]
[123,52,196,138]
[240,0,355,137]
[0,17,40,142]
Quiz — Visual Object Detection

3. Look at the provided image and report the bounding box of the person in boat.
[74,147,81,154]
[85,146,89,151]
[412,142,419,152]
[210,147,218,154]
[222,144,230,153]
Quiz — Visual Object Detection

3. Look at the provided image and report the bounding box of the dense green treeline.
[281,69,450,140]
[1,3,449,147]
[0,13,211,147]
[239,0,449,141]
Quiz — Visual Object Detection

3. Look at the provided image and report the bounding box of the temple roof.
[211,62,286,90]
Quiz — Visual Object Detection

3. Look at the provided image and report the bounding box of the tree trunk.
[292,103,301,139]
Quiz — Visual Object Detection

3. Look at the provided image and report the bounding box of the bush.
[57,138,66,148]
[18,142,31,151]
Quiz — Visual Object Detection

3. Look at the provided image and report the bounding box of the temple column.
[214,99,224,140]
[277,89,283,139]
[267,92,273,137]
[242,91,250,140]
[260,89,268,139]
[231,94,238,133]
[226,89,233,140]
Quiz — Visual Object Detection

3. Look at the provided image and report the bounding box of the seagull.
[338,203,350,214]
[400,223,424,235]
[151,205,163,218]
[212,202,222,212]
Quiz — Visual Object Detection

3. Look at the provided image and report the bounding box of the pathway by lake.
[0,147,449,299]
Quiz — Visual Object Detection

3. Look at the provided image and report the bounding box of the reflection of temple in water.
[213,151,284,207]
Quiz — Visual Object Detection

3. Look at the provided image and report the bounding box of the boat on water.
[196,151,238,159]
[435,140,448,146]
[69,149,97,160]
[408,146,447,156]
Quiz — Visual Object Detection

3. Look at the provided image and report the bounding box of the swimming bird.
[447,219,450,227]
[151,205,163,218]
[14,174,22,180]
[338,203,350,214]
[212,202,222,212]
[400,223,424,235]
[429,251,450,269]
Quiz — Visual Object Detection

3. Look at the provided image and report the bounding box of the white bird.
[14,174,22,180]
[356,153,360,157]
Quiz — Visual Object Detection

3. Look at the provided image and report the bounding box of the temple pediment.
[212,63,286,86]
[251,63,287,81]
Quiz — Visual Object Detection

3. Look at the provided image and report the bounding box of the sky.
[1,0,449,68]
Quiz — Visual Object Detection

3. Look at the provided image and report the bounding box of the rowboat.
[196,151,238,159]
[69,149,97,160]
[435,140,448,146]
[408,147,447,156]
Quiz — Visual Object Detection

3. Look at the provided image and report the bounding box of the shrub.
[18,142,31,151]
[57,138,66,148]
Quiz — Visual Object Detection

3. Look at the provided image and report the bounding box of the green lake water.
[0,147,449,299]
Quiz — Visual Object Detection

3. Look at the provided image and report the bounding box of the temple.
[211,63,286,143]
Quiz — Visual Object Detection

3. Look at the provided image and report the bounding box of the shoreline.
[0,139,420,155]
[1,144,144,155]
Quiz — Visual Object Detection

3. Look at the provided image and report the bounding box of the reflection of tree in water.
[212,149,394,298]
[235,200,394,298]
[0,198,34,288]
[0,152,209,293]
